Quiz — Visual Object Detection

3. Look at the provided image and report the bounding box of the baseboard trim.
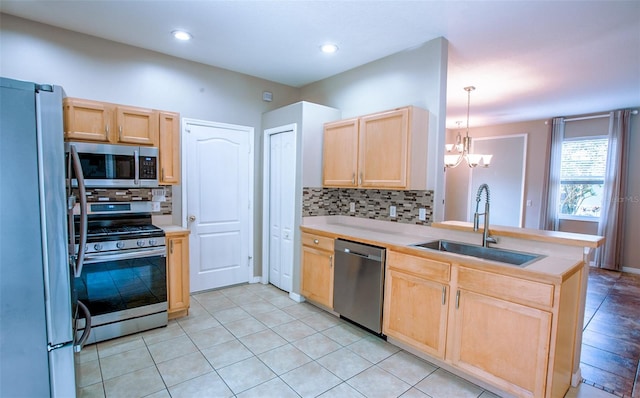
[572,367,582,387]
[289,292,305,303]
[622,266,640,275]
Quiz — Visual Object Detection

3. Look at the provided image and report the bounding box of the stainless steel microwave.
[65,142,159,188]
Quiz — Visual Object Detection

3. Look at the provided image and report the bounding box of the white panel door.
[186,121,251,292]
[268,129,296,292]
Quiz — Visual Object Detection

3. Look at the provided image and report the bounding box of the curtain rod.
[564,109,638,122]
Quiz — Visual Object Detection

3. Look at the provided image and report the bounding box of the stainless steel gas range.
[73,201,167,344]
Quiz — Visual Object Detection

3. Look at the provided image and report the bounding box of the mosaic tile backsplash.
[303,187,434,225]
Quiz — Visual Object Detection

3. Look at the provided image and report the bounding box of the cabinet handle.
[455,289,460,309]
[119,125,123,139]
[161,167,165,181]
[358,172,362,185]
[314,239,319,244]
[170,240,173,254]
[105,124,109,135]
[351,173,355,184]
[442,286,446,305]
[329,255,333,267]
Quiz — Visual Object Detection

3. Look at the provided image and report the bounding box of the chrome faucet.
[474,184,497,247]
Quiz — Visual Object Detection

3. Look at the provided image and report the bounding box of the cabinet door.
[451,289,552,398]
[167,233,190,319]
[300,246,334,308]
[359,108,409,188]
[159,111,180,184]
[63,98,112,142]
[322,118,359,187]
[383,269,448,359]
[115,106,158,145]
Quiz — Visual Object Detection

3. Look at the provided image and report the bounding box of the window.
[559,137,608,218]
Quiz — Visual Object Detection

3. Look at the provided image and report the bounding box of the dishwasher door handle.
[342,248,382,262]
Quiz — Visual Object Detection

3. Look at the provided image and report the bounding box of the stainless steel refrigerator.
[0,77,86,397]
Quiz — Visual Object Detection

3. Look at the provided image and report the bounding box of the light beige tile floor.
[77,282,616,398]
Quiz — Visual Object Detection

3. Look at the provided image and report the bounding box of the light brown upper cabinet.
[322,118,359,187]
[115,105,158,146]
[63,98,113,143]
[322,106,429,190]
[63,98,158,146]
[158,111,181,184]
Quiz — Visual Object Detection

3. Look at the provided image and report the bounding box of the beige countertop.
[301,216,602,283]
[157,224,190,234]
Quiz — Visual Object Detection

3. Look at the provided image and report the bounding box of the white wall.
[300,38,449,221]
[0,13,301,276]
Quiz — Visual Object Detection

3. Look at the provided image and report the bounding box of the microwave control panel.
[140,156,157,180]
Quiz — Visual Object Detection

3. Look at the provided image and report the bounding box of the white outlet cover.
[390,205,397,218]
[350,202,355,213]
[419,208,426,221]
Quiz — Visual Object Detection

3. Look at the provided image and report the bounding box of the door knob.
[188,215,196,222]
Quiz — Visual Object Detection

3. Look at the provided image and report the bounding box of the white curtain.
[542,117,564,231]
[596,110,632,270]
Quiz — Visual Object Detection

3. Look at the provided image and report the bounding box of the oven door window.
[74,255,167,317]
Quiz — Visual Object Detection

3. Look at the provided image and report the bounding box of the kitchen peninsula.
[300,216,604,398]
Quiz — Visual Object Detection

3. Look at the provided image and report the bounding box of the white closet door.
[268,129,296,292]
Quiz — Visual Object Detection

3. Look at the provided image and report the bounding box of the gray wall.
[0,13,301,276]
[444,115,640,272]
[444,119,550,229]
[300,38,449,222]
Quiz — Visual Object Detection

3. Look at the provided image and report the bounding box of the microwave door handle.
[70,144,87,277]
[134,150,139,186]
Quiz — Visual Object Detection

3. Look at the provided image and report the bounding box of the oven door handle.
[84,247,167,264]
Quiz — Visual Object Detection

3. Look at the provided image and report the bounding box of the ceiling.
[1,1,639,127]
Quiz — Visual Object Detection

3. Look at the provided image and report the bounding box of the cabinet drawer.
[387,251,450,283]
[301,233,334,252]
[458,267,554,308]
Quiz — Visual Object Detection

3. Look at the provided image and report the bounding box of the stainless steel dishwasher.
[333,239,386,334]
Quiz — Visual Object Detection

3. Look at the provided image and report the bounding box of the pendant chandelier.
[445,86,492,168]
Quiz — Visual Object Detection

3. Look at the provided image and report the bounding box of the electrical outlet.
[526,200,533,207]
[350,202,355,213]
[419,208,426,221]
[389,205,397,218]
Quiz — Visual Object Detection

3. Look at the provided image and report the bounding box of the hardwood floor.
[581,267,640,397]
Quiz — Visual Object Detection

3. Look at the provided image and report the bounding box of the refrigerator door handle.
[69,144,87,277]
[74,300,91,352]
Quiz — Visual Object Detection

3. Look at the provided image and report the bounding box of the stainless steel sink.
[411,240,543,267]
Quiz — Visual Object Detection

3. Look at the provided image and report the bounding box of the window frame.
[557,135,608,221]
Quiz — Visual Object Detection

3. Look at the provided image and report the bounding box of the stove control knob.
[93,243,103,251]
[149,239,157,246]
[116,241,125,249]
[137,240,146,247]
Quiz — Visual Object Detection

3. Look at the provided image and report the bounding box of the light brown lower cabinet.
[166,231,190,319]
[300,232,334,309]
[383,250,583,398]
[451,289,551,398]
[383,251,450,359]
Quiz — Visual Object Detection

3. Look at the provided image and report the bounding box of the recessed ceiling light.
[320,43,339,54]
[172,30,192,41]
